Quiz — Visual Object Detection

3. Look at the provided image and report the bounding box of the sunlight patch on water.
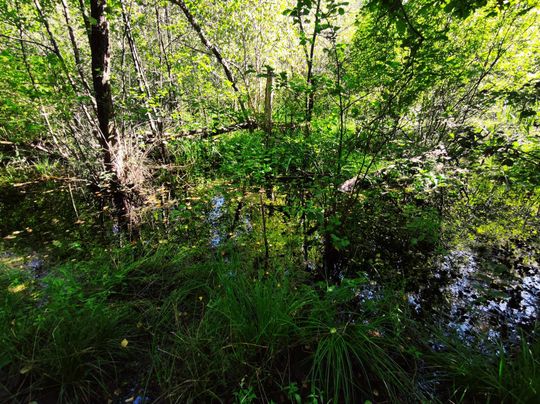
[410,249,540,343]
[209,195,225,247]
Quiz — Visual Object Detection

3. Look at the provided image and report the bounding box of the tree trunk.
[119,0,161,137]
[88,0,128,229]
[305,0,322,124]
[89,0,114,163]
[263,67,275,209]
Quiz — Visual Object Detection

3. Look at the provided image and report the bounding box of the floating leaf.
[20,364,32,374]
[8,284,27,293]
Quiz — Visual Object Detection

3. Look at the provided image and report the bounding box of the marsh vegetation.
[1,0,539,402]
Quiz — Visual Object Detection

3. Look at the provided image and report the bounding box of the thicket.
[0,0,539,402]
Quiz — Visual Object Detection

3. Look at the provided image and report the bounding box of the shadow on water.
[0,179,114,264]
[1,181,73,246]
[400,247,539,345]
[207,194,252,249]
[206,195,539,347]
[209,195,225,247]
[355,246,539,345]
[435,250,537,342]
[2,181,537,349]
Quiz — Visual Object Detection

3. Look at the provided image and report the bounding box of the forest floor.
[1,172,539,403]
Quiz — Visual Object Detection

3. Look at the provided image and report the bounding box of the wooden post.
[264,66,273,135]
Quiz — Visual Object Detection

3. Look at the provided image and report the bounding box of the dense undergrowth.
[1,212,539,403]
[1,115,539,402]
[1,116,539,402]
[1,0,539,402]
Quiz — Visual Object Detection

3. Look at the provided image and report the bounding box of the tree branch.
[169,0,248,117]
[162,120,258,141]
[0,33,55,53]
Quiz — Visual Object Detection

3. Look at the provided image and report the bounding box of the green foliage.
[109,242,419,402]
[0,255,136,402]
[424,329,540,403]
[0,0,539,402]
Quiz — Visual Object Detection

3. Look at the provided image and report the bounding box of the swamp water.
[203,195,539,346]
[2,184,538,348]
[413,249,539,344]
[1,182,538,402]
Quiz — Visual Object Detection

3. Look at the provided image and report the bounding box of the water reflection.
[413,250,539,343]
[209,195,225,247]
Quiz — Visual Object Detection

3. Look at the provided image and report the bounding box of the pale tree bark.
[13,0,97,180]
[77,0,92,35]
[33,0,96,125]
[60,0,94,101]
[155,5,172,86]
[155,4,176,112]
[119,0,161,137]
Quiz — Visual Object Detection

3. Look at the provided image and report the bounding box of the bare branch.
[0,33,55,53]
[170,0,248,117]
